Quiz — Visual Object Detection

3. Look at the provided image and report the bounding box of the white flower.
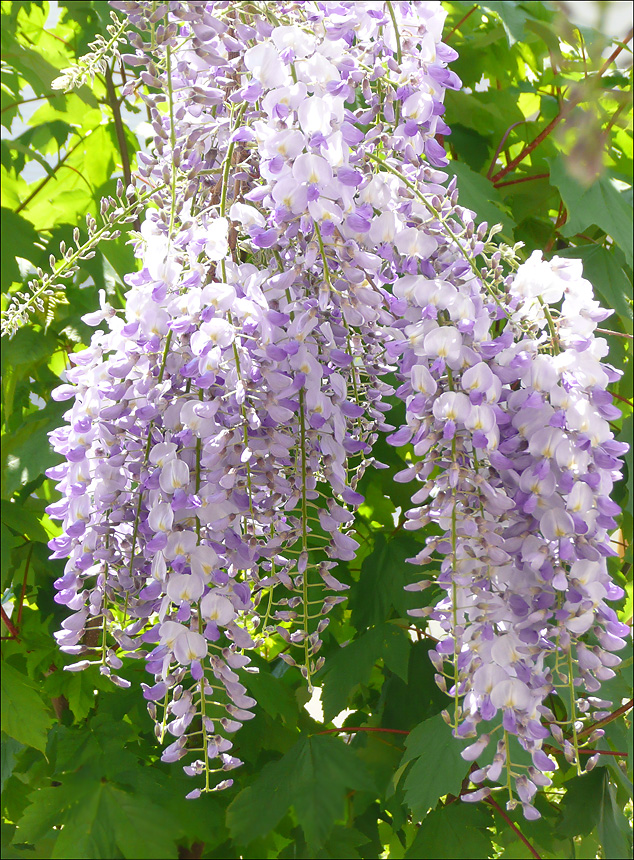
[244,42,289,88]
[200,592,235,626]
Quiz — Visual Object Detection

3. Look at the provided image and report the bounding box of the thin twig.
[484,796,542,860]
[445,4,477,43]
[15,134,87,214]
[597,329,634,340]
[1,94,57,114]
[58,162,93,193]
[104,64,133,190]
[598,29,634,77]
[576,699,633,740]
[544,745,628,757]
[491,28,633,183]
[1,606,20,640]
[494,173,549,189]
[544,200,567,254]
[16,545,33,627]
[580,749,628,757]
[315,726,410,736]
[105,63,140,231]
[486,121,528,180]
[604,102,627,136]
[610,391,634,406]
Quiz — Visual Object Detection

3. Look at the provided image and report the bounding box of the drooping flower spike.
[41,0,627,813]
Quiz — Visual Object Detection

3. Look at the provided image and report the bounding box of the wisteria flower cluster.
[36,0,627,815]
[390,250,628,817]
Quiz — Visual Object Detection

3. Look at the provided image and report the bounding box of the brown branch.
[1,606,20,640]
[445,5,477,42]
[491,28,633,184]
[58,162,93,194]
[610,392,634,406]
[15,134,87,214]
[1,94,57,114]
[580,749,628,757]
[105,65,132,191]
[491,113,563,184]
[486,121,528,180]
[16,545,33,628]
[494,173,550,189]
[577,699,633,740]
[597,330,634,341]
[316,726,410,736]
[484,796,542,860]
[605,102,627,136]
[544,200,568,254]
[598,28,634,77]
[544,745,628,758]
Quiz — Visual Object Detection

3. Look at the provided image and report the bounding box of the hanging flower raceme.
[38,0,628,815]
[387,243,628,817]
[45,0,462,795]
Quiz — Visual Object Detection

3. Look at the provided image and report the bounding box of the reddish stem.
[577,699,633,740]
[610,392,634,406]
[544,745,628,757]
[15,134,87,214]
[580,749,628,757]
[491,28,633,184]
[494,173,550,189]
[484,796,542,860]
[16,545,33,627]
[0,94,56,114]
[486,121,528,180]
[1,606,20,640]
[445,5,477,42]
[544,200,568,254]
[598,29,634,77]
[597,330,634,341]
[316,726,410,736]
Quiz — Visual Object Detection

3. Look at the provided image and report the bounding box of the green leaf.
[244,669,298,726]
[2,400,65,497]
[549,155,634,267]
[619,415,633,520]
[381,641,448,731]
[1,499,51,543]
[348,534,424,630]
[1,523,21,589]
[315,825,370,859]
[480,1,530,45]
[405,802,493,858]
[556,767,604,838]
[1,662,52,754]
[292,735,375,849]
[45,669,97,723]
[3,140,55,177]
[0,208,40,290]
[597,769,633,860]
[449,124,491,173]
[401,714,471,820]
[2,41,63,95]
[1,733,24,792]
[16,772,180,860]
[227,735,374,849]
[320,629,377,719]
[320,624,410,721]
[226,755,295,844]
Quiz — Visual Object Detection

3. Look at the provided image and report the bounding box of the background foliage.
[1,2,632,858]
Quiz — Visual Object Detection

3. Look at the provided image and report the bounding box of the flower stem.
[298,387,311,687]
